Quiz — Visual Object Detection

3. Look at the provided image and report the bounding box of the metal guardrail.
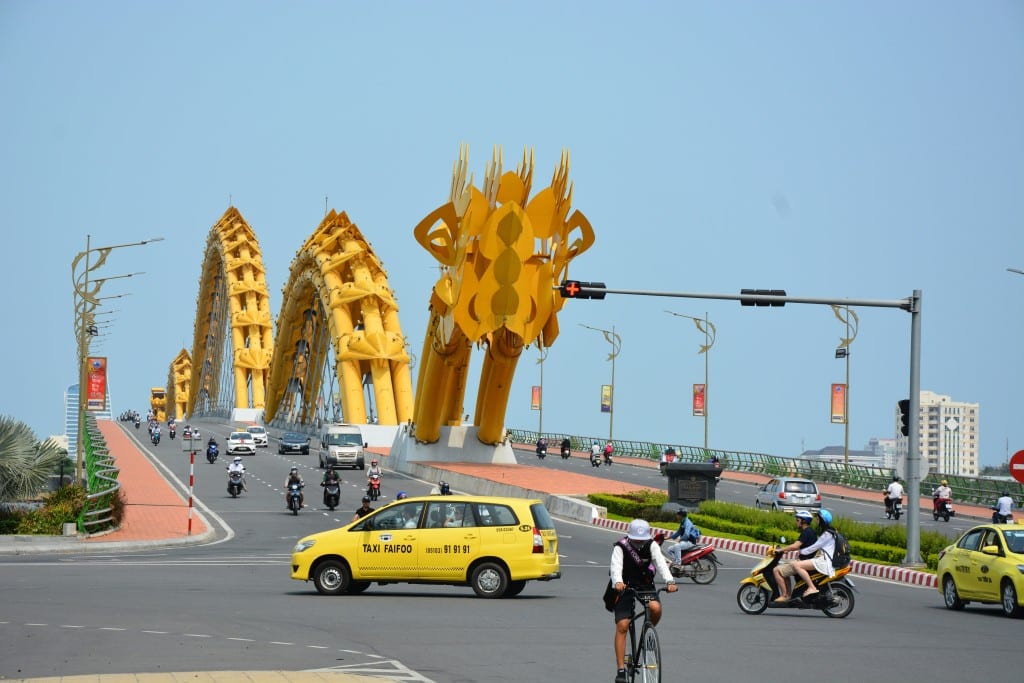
[507,428,1024,506]
[78,414,121,534]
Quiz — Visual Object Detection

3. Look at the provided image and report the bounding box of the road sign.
[1010,450,1024,484]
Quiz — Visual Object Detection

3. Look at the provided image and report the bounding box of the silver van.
[318,423,367,470]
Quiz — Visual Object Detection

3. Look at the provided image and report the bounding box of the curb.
[591,516,938,589]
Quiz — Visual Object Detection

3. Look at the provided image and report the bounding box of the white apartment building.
[895,390,978,476]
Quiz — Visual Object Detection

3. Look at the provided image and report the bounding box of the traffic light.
[897,399,910,437]
[740,289,787,306]
[559,280,606,300]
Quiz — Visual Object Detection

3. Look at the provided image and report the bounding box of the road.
[0,423,1017,682]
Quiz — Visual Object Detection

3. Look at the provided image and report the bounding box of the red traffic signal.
[559,280,606,300]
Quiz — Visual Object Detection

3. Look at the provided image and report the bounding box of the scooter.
[536,443,547,460]
[322,479,341,511]
[590,452,601,468]
[287,482,304,515]
[151,431,161,446]
[736,547,856,618]
[603,452,613,467]
[134,419,140,430]
[933,495,955,522]
[168,425,176,440]
[991,507,1014,524]
[885,496,903,520]
[206,441,219,463]
[665,541,722,584]
[560,444,571,460]
[367,473,381,502]
[227,470,245,498]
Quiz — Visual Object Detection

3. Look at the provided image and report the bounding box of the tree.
[0,416,68,502]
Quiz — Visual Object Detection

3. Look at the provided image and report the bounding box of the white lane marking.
[142,630,168,634]
[185,633,212,638]
[227,637,254,642]
[100,627,126,631]
[26,623,47,626]
[270,641,294,645]
[60,625,85,629]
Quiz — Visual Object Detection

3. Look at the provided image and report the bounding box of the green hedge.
[588,492,947,570]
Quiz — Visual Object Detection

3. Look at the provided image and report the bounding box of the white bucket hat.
[626,519,652,541]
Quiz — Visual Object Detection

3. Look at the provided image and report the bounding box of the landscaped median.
[589,491,941,588]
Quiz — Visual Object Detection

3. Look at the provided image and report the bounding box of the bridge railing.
[78,415,121,534]
[506,428,1023,504]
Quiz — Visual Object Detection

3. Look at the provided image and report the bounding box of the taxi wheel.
[503,580,527,597]
[470,562,509,598]
[1000,580,1023,618]
[942,575,965,611]
[312,559,352,596]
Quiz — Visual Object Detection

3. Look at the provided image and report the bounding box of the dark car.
[279,431,311,455]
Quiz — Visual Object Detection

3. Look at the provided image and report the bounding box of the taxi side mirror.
[981,545,1001,556]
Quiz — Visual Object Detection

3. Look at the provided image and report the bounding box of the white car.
[246,425,268,448]
[227,432,256,456]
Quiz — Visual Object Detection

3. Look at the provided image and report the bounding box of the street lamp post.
[665,310,716,450]
[535,345,549,437]
[72,235,162,482]
[831,305,859,466]
[580,324,622,443]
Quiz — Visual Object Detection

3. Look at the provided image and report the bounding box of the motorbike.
[991,507,1014,524]
[536,443,547,460]
[227,470,244,498]
[151,431,161,446]
[932,496,955,522]
[134,419,140,430]
[603,451,613,467]
[884,496,903,520]
[590,452,601,467]
[168,425,176,440]
[206,442,219,463]
[287,482,304,515]
[322,480,341,511]
[367,473,382,502]
[560,444,571,460]
[736,546,856,618]
[665,541,722,584]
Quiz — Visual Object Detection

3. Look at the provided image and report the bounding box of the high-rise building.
[895,390,978,476]
[64,383,112,462]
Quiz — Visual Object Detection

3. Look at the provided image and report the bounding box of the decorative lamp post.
[831,305,859,466]
[665,310,716,450]
[580,323,622,443]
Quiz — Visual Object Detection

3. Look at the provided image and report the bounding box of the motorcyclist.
[603,441,614,465]
[366,459,383,481]
[321,468,341,486]
[884,475,904,515]
[932,479,952,514]
[560,437,571,456]
[777,509,837,603]
[227,457,247,491]
[993,491,1014,523]
[536,436,548,456]
[590,442,601,465]
[771,510,819,603]
[352,496,374,522]
[284,467,305,508]
[663,509,701,567]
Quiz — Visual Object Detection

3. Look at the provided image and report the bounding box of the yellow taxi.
[290,495,560,598]
[936,523,1024,618]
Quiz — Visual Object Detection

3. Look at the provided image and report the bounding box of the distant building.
[64,383,112,462]
[896,390,978,477]
[867,437,897,469]
[800,445,882,468]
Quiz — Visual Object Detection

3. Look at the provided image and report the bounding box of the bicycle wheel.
[634,623,661,683]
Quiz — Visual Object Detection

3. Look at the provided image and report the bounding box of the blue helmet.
[795,510,813,523]
[396,491,408,500]
[818,509,833,526]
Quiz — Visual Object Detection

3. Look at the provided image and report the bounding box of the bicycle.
[621,587,668,683]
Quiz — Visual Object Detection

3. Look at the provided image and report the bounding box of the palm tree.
[0,416,68,502]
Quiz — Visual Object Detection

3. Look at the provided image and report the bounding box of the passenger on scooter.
[609,519,677,683]
[884,475,904,515]
[774,510,836,604]
[664,508,701,567]
[284,467,305,509]
[227,457,247,491]
[772,510,819,602]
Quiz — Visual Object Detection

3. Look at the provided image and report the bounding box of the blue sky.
[1,1,1021,467]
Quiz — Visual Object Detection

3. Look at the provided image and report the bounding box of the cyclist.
[609,519,677,683]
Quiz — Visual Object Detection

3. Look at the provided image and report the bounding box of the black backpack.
[828,529,851,569]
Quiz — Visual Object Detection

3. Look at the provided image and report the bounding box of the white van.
[318,423,367,470]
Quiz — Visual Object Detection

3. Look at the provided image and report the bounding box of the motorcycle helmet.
[675,508,687,518]
[941,479,948,485]
[371,459,379,465]
[233,457,242,463]
[892,474,900,481]
[361,496,371,503]
[818,509,833,526]
[396,491,408,500]
[290,467,298,474]
[795,510,813,523]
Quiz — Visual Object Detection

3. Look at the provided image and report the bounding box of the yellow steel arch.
[264,210,413,425]
[188,207,274,415]
[166,348,191,422]
[412,145,595,444]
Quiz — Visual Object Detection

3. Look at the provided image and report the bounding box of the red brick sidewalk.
[86,420,208,542]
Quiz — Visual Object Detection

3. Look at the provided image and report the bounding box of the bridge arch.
[188,207,274,416]
[264,209,413,428]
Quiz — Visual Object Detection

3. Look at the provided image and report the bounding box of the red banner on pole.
[693,384,706,417]
[531,385,541,410]
[831,383,847,424]
[86,357,107,411]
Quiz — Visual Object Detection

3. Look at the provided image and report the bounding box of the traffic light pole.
[560,283,924,566]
